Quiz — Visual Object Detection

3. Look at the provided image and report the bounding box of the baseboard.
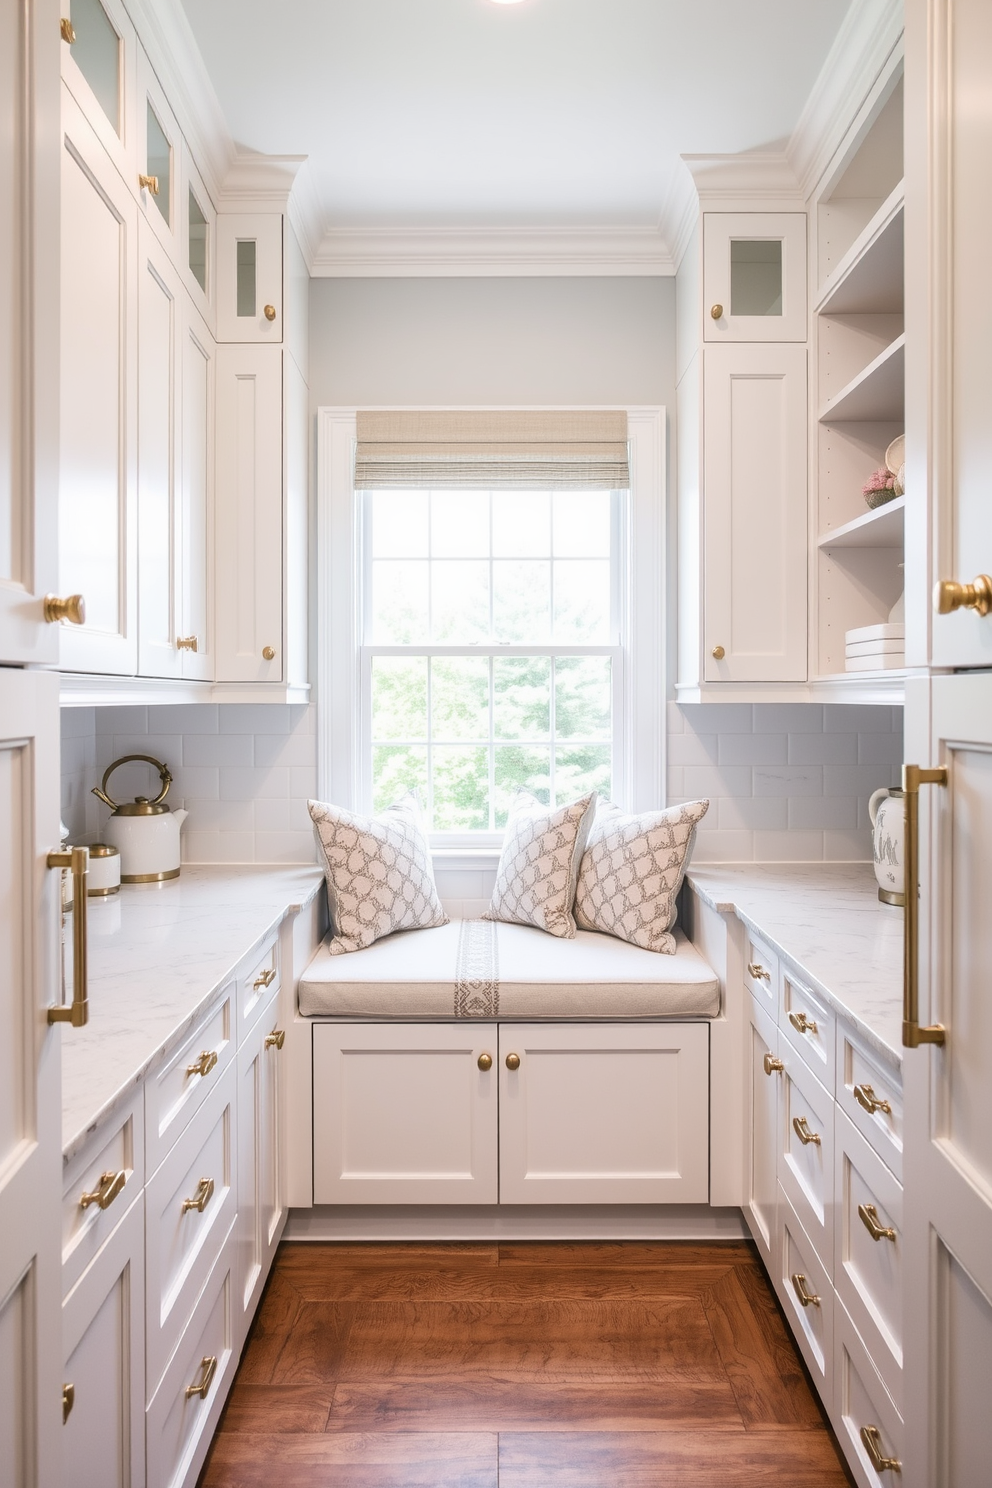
[283,1203,747,1242]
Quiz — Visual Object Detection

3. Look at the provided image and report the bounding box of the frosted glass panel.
[70,0,120,133]
[731,239,783,316]
[146,102,170,224]
[188,189,207,292]
[236,241,256,317]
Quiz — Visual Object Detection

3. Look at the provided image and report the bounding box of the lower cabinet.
[236,1003,287,1337]
[744,994,780,1270]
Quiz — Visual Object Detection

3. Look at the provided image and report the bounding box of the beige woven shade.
[354,410,629,489]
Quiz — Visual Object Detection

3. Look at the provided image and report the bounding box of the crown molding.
[681,151,804,206]
[285,160,324,270]
[220,153,307,213]
[310,225,676,278]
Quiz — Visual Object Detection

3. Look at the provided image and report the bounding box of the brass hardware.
[124,867,179,882]
[710,304,724,320]
[793,1115,821,1146]
[878,887,904,907]
[711,645,726,660]
[60,18,76,43]
[791,1273,820,1308]
[933,574,992,618]
[505,1052,521,1071]
[138,173,160,195]
[80,1170,126,1211]
[265,1029,285,1051]
[748,962,770,981]
[858,1203,896,1243]
[789,1009,819,1036]
[48,846,89,1027]
[262,646,276,661]
[263,304,276,322]
[62,1382,75,1424]
[181,1177,215,1215]
[186,1049,218,1080]
[185,1355,218,1401]
[477,1052,493,1071]
[763,1053,783,1076]
[253,967,276,990]
[176,635,198,652]
[92,754,173,814]
[902,764,948,1047]
[43,593,85,625]
[854,1083,891,1117]
[860,1424,901,1474]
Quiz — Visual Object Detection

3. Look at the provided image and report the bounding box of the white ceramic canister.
[868,786,904,906]
[86,843,121,896]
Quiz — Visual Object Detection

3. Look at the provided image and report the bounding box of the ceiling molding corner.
[285,161,324,272]
[219,152,307,212]
[310,226,676,278]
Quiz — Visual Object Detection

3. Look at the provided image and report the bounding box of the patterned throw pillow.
[484,792,597,939]
[573,798,710,953]
[308,795,448,955]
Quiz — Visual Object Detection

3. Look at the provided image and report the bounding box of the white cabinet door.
[179,301,214,680]
[61,1193,145,1488]
[236,1001,285,1344]
[59,85,138,675]
[60,0,137,198]
[703,212,807,342]
[744,993,781,1270]
[703,343,808,681]
[498,1023,709,1205]
[214,344,283,681]
[902,672,992,1487]
[216,213,283,343]
[312,1023,499,1205]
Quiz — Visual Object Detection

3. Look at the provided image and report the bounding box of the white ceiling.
[180,0,855,269]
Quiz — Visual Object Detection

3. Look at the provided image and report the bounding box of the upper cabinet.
[703,214,807,342]
[216,214,283,343]
[60,0,136,191]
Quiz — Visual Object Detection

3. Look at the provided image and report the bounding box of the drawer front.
[834,1109,903,1410]
[145,1063,237,1397]
[837,1028,903,1181]
[236,934,281,1037]
[146,1234,236,1488]
[744,930,779,1013]
[832,1297,903,1488]
[778,1189,834,1411]
[744,993,781,1271]
[782,972,835,1088]
[146,985,235,1175]
[779,1042,835,1272]
[62,1091,144,1296]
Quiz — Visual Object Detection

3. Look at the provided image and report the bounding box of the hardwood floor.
[199,1240,853,1487]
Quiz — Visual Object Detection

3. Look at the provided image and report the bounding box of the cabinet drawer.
[782,972,835,1089]
[62,1091,144,1296]
[744,931,778,1013]
[146,1233,236,1488]
[145,1063,237,1397]
[833,1298,903,1488]
[236,934,280,1038]
[779,1043,835,1272]
[835,1110,903,1411]
[146,986,234,1175]
[777,1190,834,1411]
[837,1028,903,1181]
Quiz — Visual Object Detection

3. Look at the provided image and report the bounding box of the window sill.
[431,848,501,871]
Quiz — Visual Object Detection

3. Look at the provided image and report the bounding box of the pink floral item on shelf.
[863,466,897,509]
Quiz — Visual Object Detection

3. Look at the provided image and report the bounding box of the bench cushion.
[298,918,721,1020]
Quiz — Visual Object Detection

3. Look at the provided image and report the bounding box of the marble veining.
[62,865,324,1163]
[686,862,903,1070]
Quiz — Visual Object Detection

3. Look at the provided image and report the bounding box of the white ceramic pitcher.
[868,786,904,906]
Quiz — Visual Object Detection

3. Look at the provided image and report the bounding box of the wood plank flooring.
[199,1240,853,1487]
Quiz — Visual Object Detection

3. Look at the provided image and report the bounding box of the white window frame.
[316,406,666,856]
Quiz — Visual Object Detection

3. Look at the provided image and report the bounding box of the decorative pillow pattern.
[574,798,710,953]
[308,796,448,955]
[484,792,597,939]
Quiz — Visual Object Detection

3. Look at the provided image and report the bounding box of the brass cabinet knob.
[265,1029,285,1051]
[44,593,86,625]
[185,1355,218,1402]
[186,1049,218,1080]
[477,1052,493,1071]
[262,646,276,661]
[710,304,724,320]
[859,1425,901,1474]
[264,304,276,322]
[62,1382,75,1424]
[138,174,160,196]
[176,635,198,652]
[505,1052,521,1071]
[181,1176,215,1214]
[788,1009,818,1036]
[711,645,725,660]
[791,1273,820,1309]
[762,1053,784,1076]
[79,1169,126,1211]
[934,574,992,617]
[858,1203,896,1243]
[853,1082,891,1116]
[793,1115,821,1147]
[60,18,76,43]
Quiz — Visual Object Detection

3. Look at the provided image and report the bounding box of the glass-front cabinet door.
[216,214,283,342]
[61,0,135,190]
[703,213,808,342]
[136,44,181,258]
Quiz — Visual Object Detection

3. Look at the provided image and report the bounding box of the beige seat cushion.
[298,918,720,1020]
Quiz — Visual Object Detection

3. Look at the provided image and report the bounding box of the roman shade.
[354,409,629,489]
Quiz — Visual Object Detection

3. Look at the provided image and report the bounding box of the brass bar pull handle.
[791,1273,820,1308]
[185,1355,218,1401]
[858,1203,896,1243]
[505,1053,521,1071]
[763,1053,784,1076]
[854,1083,891,1116]
[181,1177,215,1215]
[860,1424,901,1474]
[902,764,948,1047]
[793,1116,821,1147]
[186,1049,218,1080]
[747,962,770,981]
[48,846,89,1027]
[264,1029,285,1051]
[933,574,992,616]
[789,1010,818,1036]
[62,1383,75,1424]
[80,1170,126,1211]
[253,967,276,990]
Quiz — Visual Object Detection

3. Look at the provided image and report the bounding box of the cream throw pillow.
[574,798,710,953]
[308,795,448,955]
[484,791,597,939]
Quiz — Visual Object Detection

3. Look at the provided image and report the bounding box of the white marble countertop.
[686,863,903,1070]
[62,865,324,1164]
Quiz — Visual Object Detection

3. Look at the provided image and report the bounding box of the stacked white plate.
[845,623,905,671]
